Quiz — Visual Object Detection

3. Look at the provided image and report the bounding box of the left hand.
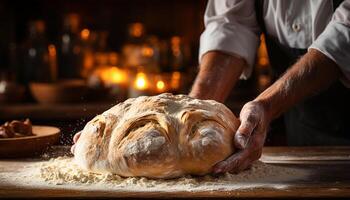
[70,131,82,154]
[212,100,270,174]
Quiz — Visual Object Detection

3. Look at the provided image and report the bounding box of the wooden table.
[0,146,350,199]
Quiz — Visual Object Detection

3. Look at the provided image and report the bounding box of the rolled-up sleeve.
[309,0,350,87]
[199,0,260,79]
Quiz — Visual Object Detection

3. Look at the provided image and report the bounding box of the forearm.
[256,49,341,121]
[189,51,247,103]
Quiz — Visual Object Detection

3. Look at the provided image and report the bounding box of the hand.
[70,131,82,154]
[212,101,269,174]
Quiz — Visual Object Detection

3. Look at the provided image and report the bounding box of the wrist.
[251,98,274,124]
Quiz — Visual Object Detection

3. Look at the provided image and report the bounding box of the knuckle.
[246,114,257,124]
[238,121,255,135]
[235,132,248,141]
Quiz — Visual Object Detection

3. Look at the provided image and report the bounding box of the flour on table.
[28,156,308,191]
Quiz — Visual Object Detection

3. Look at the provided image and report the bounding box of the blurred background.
[0,0,276,145]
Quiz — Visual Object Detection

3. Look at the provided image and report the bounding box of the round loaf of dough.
[74,93,239,178]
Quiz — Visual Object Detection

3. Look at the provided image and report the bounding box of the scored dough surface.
[74,93,239,178]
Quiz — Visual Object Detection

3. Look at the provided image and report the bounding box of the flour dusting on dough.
[124,135,166,156]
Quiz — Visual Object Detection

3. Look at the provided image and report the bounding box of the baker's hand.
[70,131,82,154]
[213,101,269,174]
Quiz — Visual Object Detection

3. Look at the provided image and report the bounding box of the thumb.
[234,115,257,149]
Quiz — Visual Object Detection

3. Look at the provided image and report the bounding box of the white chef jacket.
[199,0,350,86]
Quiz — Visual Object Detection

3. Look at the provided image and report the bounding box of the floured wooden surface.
[1,146,350,198]
[1,156,307,192]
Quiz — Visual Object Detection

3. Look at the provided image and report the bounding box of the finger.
[73,131,82,143]
[212,149,251,174]
[229,149,261,174]
[229,158,253,174]
[234,128,252,149]
[214,129,265,174]
[234,103,261,149]
[234,117,256,149]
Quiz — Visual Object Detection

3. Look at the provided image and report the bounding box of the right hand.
[212,100,270,174]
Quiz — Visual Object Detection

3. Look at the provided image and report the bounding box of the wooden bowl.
[0,125,60,158]
[30,80,88,104]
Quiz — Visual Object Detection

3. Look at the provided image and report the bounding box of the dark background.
[0,0,284,146]
[0,0,206,70]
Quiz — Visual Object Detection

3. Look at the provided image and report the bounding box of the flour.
[32,156,308,191]
[124,135,166,156]
[0,154,310,196]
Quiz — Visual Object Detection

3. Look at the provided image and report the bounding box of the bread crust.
[74,93,239,178]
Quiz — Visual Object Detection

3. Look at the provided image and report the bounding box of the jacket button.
[292,23,301,32]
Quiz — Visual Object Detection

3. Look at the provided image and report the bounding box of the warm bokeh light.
[48,44,56,56]
[130,23,144,38]
[82,51,94,78]
[156,80,166,92]
[171,36,181,45]
[100,67,127,85]
[109,53,119,66]
[142,47,154,57]
[34,20,46,34]
[171,36,181,57]
[170,71,181,89]
[134,72,148,90]
[81,28,90,40]
[48,44,57,81]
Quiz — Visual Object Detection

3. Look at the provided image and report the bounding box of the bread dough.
[74,93,239,178]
